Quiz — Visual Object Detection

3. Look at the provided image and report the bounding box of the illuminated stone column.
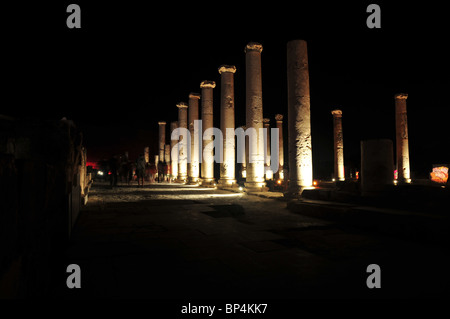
[239,125,247,179]
[286,39,313,196]
[158,121,166,163]
[200,81,216,185]
[170,121,178,181]
[263,118,273,180]
[144,146,150,164]
[164,144,170,164]
[395,93,411,184]
[177,102,188,183]
[154,154,159,181]
[218,65,237,187]
[275,114,284,180]
[244,42,266,191]
[331,109,345,181]
[188,93,201,184]
[164,144,170,182]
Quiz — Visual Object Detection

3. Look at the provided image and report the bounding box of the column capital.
[176,102,188,109]
[395,93,408,100]
[158,121,166,125]
[275,114,283,122]
[200,81,216,89]
[331,109,342,117]
[263,118,270,124]
[189,93,201,100]
[218,65,237,74]
[244,42,263,53]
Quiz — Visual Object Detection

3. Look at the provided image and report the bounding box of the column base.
[397,178,411,184]
[187,177,201,185]
[265,168,274,181]
[244,181,268,192]
[177,175,188,184]
[217,179,237,188]
[284,184,314,199]
[200,178,216,187]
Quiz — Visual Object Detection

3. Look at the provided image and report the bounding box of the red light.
[86,161,99,169]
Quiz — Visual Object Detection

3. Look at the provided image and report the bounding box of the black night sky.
[3,1,449,179]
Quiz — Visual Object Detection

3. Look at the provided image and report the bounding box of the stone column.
[177,102,188,183]
[395,93,411,184]
[188,93,201,184]
[164,144,170,164]
[239,125,247,179]
[164,144,170,181]
[263,118,273,180]
[275,114,284,180]
[244,42,266,191]
[154,154,159,181]
[144,146,150,164]
[218,65,237,187]
[170,121,178,181]
[286,39,313,196]
[158,121,166,163]
[200,81,216,185]
[331,109,345,181]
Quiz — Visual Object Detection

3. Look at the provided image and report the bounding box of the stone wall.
[0,116,87,298]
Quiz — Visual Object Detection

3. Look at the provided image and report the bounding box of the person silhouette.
[136,154,146,187]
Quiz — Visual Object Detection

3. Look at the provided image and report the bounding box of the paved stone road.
[57,182,450,299]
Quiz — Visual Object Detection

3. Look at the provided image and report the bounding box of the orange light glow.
[313,180,318,186]
[430,166,448,184]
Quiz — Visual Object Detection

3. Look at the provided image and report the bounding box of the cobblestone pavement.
[55,182,450,299]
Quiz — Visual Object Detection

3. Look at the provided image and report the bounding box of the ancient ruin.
[218,65,237,187]
[395,93,411,184]
[263,118,273,180]
[275,114,284,181]
[176,102,188,183]
[244,42,267,191]
[331,109,345,181]
[158,121,166,164]
[188,93,201,184]
[286,40,313,196]
[170,121,178,181]
[200,80,216,186]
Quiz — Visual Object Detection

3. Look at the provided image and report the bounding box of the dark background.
[3,1,449,179]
